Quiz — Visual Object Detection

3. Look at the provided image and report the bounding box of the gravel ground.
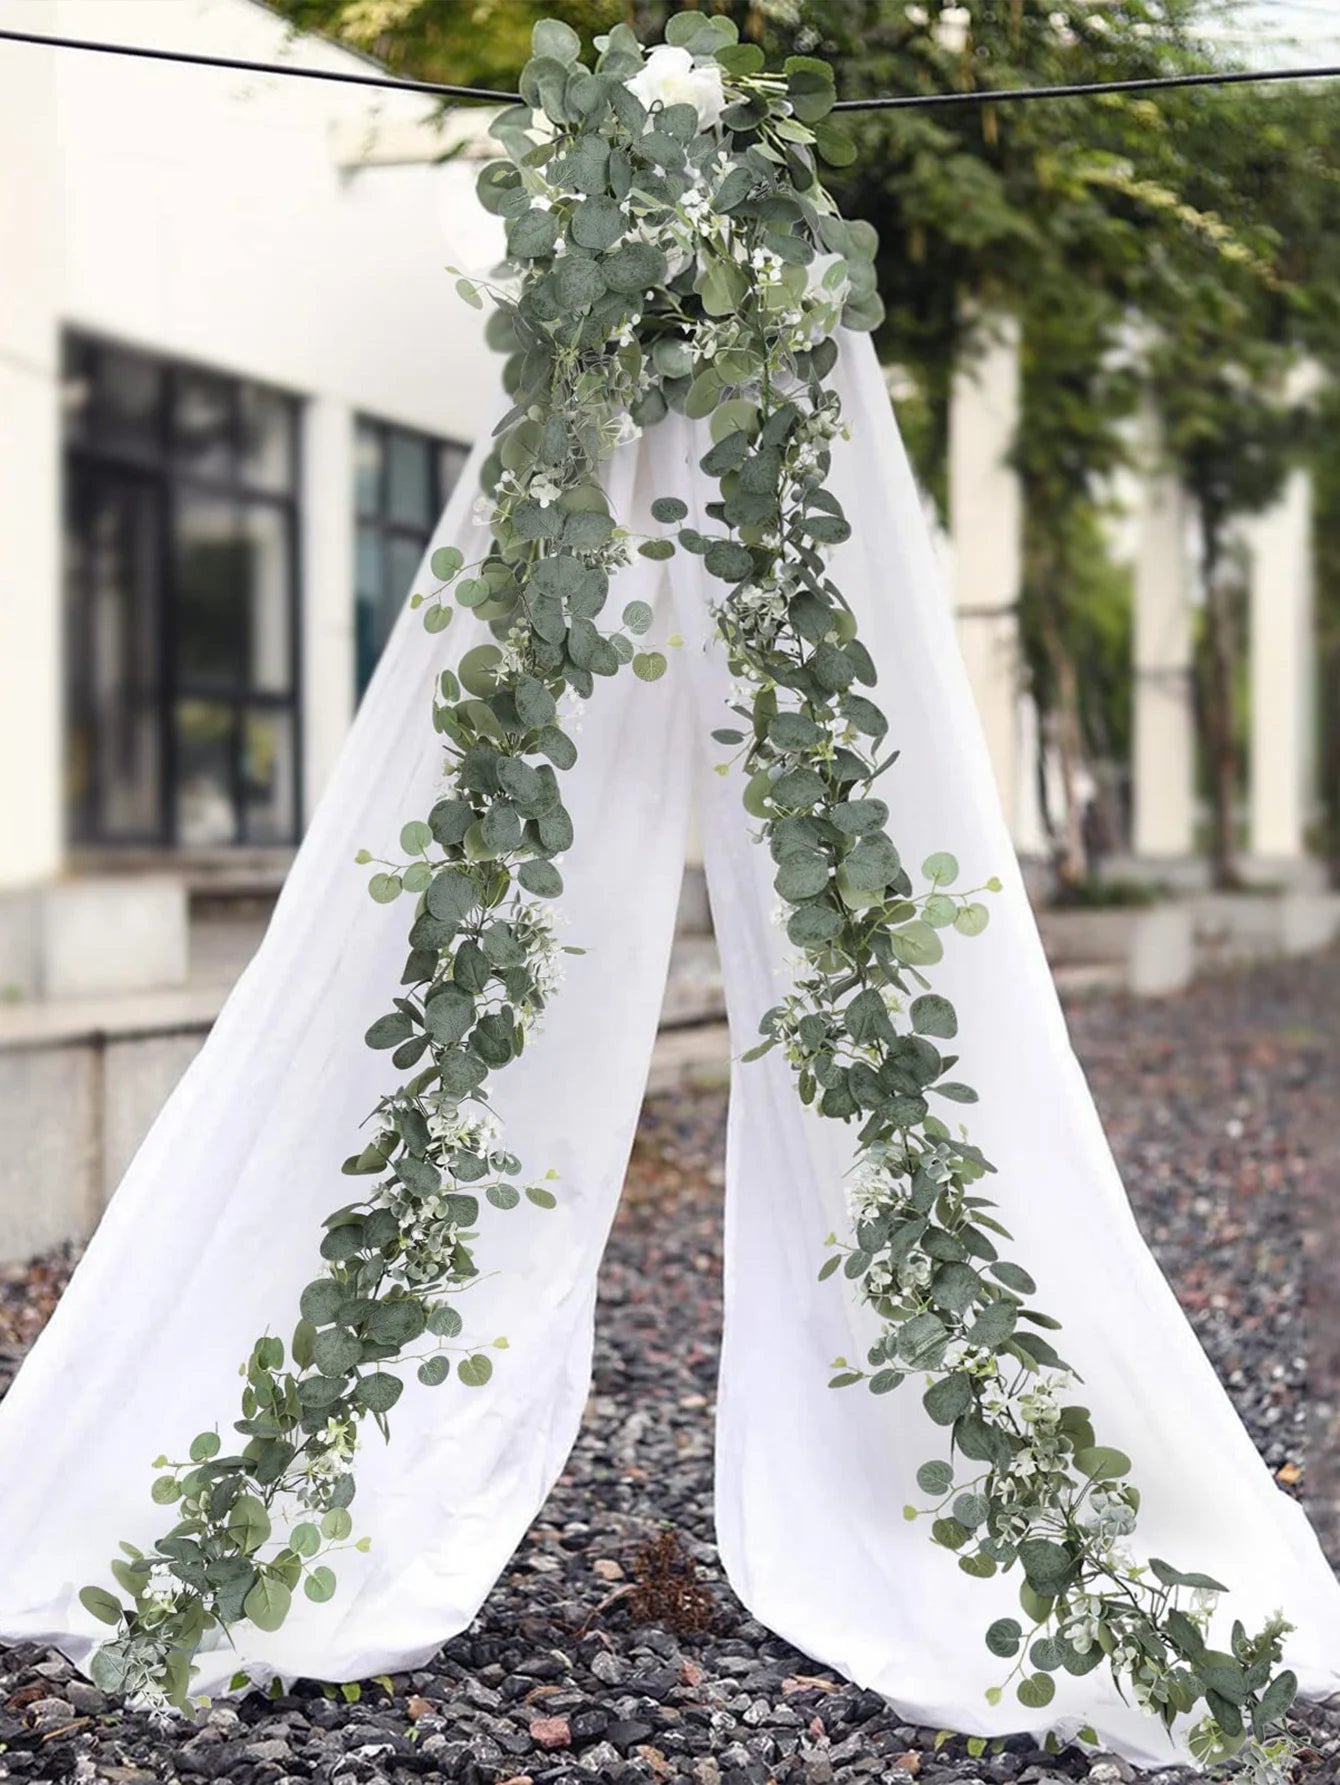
[3,956,1340,1785]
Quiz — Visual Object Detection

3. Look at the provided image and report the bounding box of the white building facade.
[0,0,503,916]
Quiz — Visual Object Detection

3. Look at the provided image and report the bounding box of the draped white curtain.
[1,332,1336,1764]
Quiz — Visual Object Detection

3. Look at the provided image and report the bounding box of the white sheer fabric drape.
[1,333,1336,1764]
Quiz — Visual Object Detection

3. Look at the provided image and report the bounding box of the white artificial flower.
[609,412,643,448]
[529,474,562,507]
[935,6,971,53]
[628,44,726,131]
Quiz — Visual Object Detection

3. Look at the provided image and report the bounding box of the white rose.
[934,6,971,54]
[627,44,726,131]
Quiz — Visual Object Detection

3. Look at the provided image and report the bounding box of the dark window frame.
[355,415,469,698]
[62,331,304,849]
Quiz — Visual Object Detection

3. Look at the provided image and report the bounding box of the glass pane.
[355,422,383,517]
[355,524,384,699]
[175,493,247,687]
[439,442,470,502]
[174,698,236,846]
[386,429,434,528]
[175,498,292,695]
[174,369,235,481]
[238,385,294,494]
[64,470,163,841]
[89,344,165,460]
[241,708,296,844]
[60,337,97,446]
[387,534,425,613]
[239,505,292,694]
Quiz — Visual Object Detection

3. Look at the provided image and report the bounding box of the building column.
[1131,409,1197,860]
[0,8,62,892]
[1246,366,1320,871]
[301,396,357,819]
[949,313,1026,843]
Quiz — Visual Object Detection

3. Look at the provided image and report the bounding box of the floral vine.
[78,13,1296,1776]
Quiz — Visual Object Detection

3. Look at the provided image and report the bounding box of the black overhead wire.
[1,23,1339,114]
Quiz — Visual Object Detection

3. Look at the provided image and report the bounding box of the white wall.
[0,2,63,888]
[0,0,504,869]
[948,314,1026,843]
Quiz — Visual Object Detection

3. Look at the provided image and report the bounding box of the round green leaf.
[1017,1673,1056,1710]
[243,1574,292,1634]
[990,1260,1037,1296]
[956,902,991,937]
[911,994,957,1040]
[952,1492,990,1530]
[228,1494,272,1555]
[355,1372,404,1414]
[916,1460,954,1497]
[532,17,580,62]
[519,859,563,898]
[428,1304,464,1338]
[300,1279,346,1327]
[633,651,668,683]
[458,1354,494,1388]
[459,645,503,698]
[79,1585,125,1627]
[1074,1445,1133,1482]
[570,194,624,251]
[923,1373,973,1426]
[304,1565,338,1604]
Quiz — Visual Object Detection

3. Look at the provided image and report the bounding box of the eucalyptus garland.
[78,13,1297,1776]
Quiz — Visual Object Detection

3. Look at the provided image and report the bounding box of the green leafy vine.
[78,13,1296,1775]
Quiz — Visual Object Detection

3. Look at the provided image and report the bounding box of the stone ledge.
[0,876,189,1002]
[0,983,220,1055]
[1037,904,1195,998]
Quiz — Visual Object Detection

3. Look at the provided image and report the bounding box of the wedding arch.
[1,14,1337,1777]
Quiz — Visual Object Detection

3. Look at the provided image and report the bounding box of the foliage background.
[271,0,1340,888]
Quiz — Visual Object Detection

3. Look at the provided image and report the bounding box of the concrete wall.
[0,1018,210,1265]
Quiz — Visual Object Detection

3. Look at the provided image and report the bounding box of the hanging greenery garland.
[78,13,1297,1776]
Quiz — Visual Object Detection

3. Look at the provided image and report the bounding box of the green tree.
[272,0,1340,888]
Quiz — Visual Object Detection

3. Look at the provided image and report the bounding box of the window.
[355,418,469,697]
[62,335,301,848]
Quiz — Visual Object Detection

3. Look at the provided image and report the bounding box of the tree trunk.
[1197,523,1241,890]
[1039,604,1089,889]
[1325,640,1340,890]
